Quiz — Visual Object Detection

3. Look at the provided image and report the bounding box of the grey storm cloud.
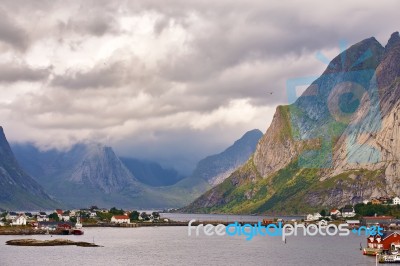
[0,8,29,51]
[52,62,127,89]
[0,0,399,173]
[0,63,50,83]
[58,9,120,37]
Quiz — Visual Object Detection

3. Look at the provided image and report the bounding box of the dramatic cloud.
[0,63,50,83]
[0,8,29,51]
[0,0,398,173]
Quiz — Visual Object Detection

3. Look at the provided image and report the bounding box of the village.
[0,206,166,230]
[304,196,400,228]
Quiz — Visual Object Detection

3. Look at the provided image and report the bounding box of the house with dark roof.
[37,212,49,222]
[362,216,395,227]
[341,206,356,218]
[6,212,18,220]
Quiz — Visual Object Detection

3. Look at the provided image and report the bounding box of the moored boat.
[72,229,84,235]
[72,217,84,235]
[379,254,400,263]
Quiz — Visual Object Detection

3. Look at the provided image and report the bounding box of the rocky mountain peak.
[323,37,383,75]
[385,31,400,51]
[377,31,400,90]
[69,143,136,194]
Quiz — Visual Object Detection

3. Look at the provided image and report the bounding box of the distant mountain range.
[0,127,58,210]
[183,32,400,215]
[7,129,260,209]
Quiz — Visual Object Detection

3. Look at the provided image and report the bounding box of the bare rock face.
[254,106,298,177]
[69,144,136,193]
[254,37,384,178]
[325,32,400,199]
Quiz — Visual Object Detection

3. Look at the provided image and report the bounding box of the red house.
[367,231,400,251]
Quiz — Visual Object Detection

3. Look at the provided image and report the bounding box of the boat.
[379,254,400,263]
[363,247,382,256]
[72,229,84,235]
[75,217,83,229]
[72,217,84,235]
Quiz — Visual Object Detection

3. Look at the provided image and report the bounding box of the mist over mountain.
[12,143,142,208]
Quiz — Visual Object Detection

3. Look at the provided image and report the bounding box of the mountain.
[120,158,184,187]
[11,129,261,209]
[0,126,57,210]
[183,32,400,214]
[13,142,201,209]
[191,129,263,186]
[12,143,141,208]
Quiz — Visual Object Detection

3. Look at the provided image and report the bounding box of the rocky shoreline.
[0,228,48,235]
[6,239,101,247]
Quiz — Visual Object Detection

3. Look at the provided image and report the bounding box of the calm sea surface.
[0,213,378,266]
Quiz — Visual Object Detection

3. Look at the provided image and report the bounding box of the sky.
[0,0,398,174]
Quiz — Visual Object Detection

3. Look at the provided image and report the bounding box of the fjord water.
[0,224,378,265]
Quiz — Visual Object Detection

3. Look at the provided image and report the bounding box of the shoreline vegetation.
[6,239,101,247]
[0,220,271,235]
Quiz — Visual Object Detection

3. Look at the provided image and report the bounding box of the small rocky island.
[6,239,101,247]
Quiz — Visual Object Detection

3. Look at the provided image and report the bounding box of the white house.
[363,200,370,205]
[342,207,356,218]
[6,212,18,221]
[12,215,27,226]
[111,215,130,224]
[306,213,322,221]
[330,209,341,216]
[62,215,70,222]
[393,197,400,205]
[0,221,4,226]
[89,212,97,218]
[37,212,49,222]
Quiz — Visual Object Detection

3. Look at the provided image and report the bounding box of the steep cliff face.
[184,33,400,214]
[254,37,384,178]
[317,32,400,204]
[0,127,57,210]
